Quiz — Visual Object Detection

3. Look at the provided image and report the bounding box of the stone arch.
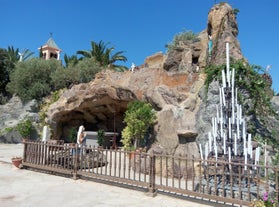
[50,96,132,144]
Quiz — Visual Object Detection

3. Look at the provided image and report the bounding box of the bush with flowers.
[250,192,277,207]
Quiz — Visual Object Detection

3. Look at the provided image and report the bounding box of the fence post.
[72,144,78,180]
[146,150,157,197]
[23,140,27,162]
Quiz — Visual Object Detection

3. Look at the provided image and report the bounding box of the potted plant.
[121,100,156,151]
[127,145,136,160]
[11,157,23,168]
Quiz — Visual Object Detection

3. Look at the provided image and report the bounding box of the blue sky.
[1,0,279,93]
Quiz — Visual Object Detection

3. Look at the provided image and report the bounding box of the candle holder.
[200,43,261,185]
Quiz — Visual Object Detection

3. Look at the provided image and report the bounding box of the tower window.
[50,53,58,59]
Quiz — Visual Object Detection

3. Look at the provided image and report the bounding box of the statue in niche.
[208,35,213,56]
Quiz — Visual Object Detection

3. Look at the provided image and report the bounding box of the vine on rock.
[204,59,278,146]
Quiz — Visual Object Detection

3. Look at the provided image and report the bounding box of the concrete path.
[0,144,221,207]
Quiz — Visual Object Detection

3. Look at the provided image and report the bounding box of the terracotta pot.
[11,158,23,168]
[128,151,135,160]
[69,143,76,147]
[22,138,28,143]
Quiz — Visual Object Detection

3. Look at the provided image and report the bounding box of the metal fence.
[22,141,279,206]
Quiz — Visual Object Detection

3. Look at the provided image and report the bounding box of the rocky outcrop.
[0,96,40,143]
[46,68,204,156]
[207,3,244,64]
[163,3,244,73]
[271,96,279,114]
[45,3,246,157]
[195,81,220,145]
[144,52,165,69]
[163,31,208,72]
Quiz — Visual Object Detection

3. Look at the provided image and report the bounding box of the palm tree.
[64,54,79,67]
[20,49,34,61]
[7,46,34,63]
[0,46,34,98]
[7,46,19,63]
[0,48,9,94]
[77,40,128,71]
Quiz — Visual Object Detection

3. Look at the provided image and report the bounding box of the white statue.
[77,125,85,145]
[18,52,23,62]
[130,63,136,72]
[42,125,50,142]
[265,65,271,73]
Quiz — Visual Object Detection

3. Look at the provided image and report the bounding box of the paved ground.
[0,144,223,207]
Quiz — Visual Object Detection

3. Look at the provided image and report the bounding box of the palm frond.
[77,40,128,70]
[77,50,92,58]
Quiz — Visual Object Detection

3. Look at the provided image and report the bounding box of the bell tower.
[39,33,62,60]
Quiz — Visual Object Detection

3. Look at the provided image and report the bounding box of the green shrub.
[4,127,13,133]
[51,90,61,102]
[50,67,79,90]
[97,129,104,146]
[204,59,277,145]
[0,127,13,136]
[121,100,156,150]
[121,127,133,150]
[76,58,103,83]
[6,56,103,101]
[68,127,77,143]
[16,118,33,139]
[166,29,199,53]
[205,59,274,116]
[7,58,62,101]
[233,8,240,16]
[51,58,102,90]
